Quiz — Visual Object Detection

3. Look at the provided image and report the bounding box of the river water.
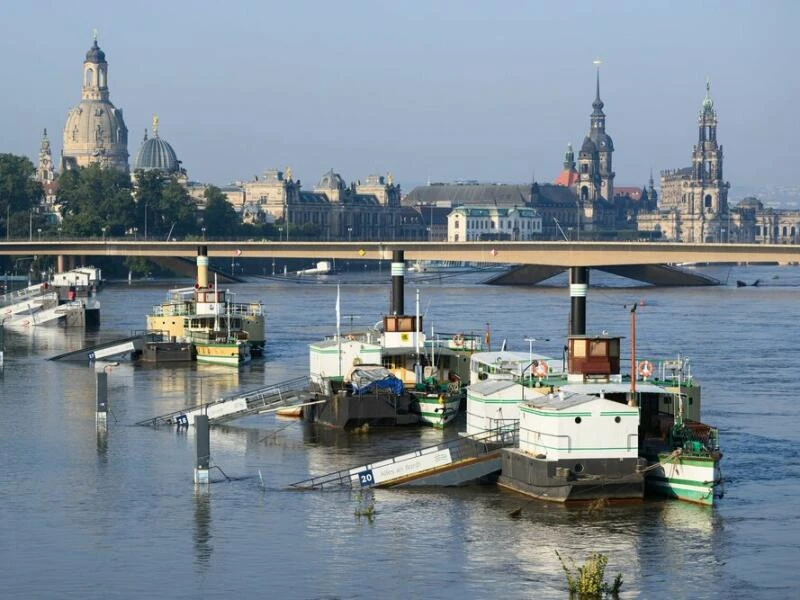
[1,265,798,599]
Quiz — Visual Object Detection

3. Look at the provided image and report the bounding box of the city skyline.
[0,0,796,194]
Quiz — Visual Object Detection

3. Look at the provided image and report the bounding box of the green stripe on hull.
[646,479,714,506]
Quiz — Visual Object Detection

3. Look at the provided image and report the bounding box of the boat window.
[574,417,582,424]
[614,416,621,423]
[573,463,584,473]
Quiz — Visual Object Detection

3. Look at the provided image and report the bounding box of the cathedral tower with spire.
[639,80,731,242]
[576,64,615,204]
[61,35,129,171]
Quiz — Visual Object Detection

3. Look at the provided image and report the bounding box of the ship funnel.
[197,246,208,288]
[391,249,405,315]
[569,267,588,336]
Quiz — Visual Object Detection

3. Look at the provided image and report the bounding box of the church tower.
[61,35,129,171]
[37,129,54,184]
[691,80,728,216]
[576,64,614,203]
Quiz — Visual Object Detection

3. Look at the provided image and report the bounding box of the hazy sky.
[1,1,797,196]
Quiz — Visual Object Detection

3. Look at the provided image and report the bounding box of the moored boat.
[146,246,265,355]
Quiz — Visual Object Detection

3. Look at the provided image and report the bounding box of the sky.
[1,0,797,197]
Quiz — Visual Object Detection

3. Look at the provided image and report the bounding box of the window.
[454,220,460,229]
[85,68,94,86]
[704,194,712,208]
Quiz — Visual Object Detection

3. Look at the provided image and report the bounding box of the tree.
[133,170,197,239]
[57,163,135,237]
[202,185,240,238]
[0,153,43,238]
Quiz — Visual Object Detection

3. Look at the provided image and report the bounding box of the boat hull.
[414,395,460,428]
[194,342,251,366]
[645,452,723,506]
[498,449,645,502]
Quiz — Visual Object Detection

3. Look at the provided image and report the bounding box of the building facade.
[639,82,736,242]
[61,37,129,172]
[241,168,403,240]
[447,206,542,242]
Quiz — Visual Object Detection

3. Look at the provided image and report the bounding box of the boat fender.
[534,361,549,378]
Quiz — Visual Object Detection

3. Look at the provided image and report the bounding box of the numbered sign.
[357,469,375,488]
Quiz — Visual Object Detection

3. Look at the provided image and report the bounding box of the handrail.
[289,423,519,491]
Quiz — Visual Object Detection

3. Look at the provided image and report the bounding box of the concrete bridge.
[1,240,797,285]
[1,239,799,265]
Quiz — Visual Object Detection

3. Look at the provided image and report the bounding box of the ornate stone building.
[37,129,60,223]
[61,37,128,172]
[638,83,742,242]
[576,68,615,206]
[241,168,402,240]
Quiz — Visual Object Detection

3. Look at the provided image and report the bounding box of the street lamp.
[278,226,283,242]
[347,226,353,242]
[58,226,62,240]
[102,226,107,242]
[37,227,42,241]
[201,226,206,241]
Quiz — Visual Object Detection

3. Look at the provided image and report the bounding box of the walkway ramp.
[289,424,519,491]
[3,300,87,328]
[49,332,148,362]
[0,282,48,306]
[136,375,315,427]
[1,292,55,319]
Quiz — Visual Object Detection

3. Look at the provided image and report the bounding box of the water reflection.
[193,487,213,568]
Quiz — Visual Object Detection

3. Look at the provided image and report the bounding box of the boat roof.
[524,390,606,410]
[560,382,670,395]
[310,338,381,350]
[469,379,520,395]
[471,351,550,363]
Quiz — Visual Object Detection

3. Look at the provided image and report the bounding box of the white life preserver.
[638,360,654,379]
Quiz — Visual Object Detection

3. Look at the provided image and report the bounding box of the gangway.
[3,300,85,328]
[0,292,56,320]
[136,376,316,427]
[0,282,48,306]
[289,424,519,491]
[48,332,149,362]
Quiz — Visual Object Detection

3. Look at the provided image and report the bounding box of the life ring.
[638,360,654,379]
[453,334,464,347]
[534,361,549,378]
[346,334,356,341]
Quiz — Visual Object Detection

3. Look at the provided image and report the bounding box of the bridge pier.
[194,414,210,485]
[96,371,108,427]
[569,266,588,336]
[391,250,404,315]
[57,255,65,273]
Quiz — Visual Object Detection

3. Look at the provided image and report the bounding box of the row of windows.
[755,225,798,237]
[453,219,540,230]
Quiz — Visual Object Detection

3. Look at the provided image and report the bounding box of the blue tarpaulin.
[349,367,405,396]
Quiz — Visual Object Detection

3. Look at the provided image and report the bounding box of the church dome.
[63,99,128,168]
[591,132,614,152]
[85,40,106,63]
[317,169,345,190]
[580,137,597,154]
[134,122,180,173]
[62,39,128,171]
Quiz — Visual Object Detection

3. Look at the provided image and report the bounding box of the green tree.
[133,170,197,239]
[57,163,135,237]
[0,153,43,239]
[202,185,240,238]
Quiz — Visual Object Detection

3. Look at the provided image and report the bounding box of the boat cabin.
[567,335,621,382]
